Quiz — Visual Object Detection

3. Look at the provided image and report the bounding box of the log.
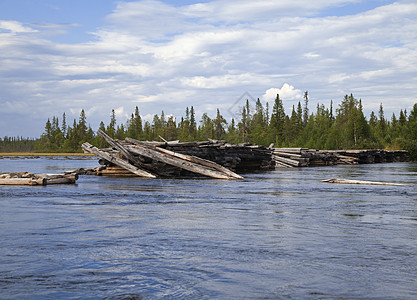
[273,155,300,167]
[82,142,156,178]
[97,130,144,166]
[97,166,138,177]
[45,175,77,184]
[125,138,243,179]
[0,177,46,185]
[321,178,407,186]
[124,143,242,180]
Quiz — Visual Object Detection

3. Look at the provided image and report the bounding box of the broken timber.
[84,130,243,180]
[81,142,156,178]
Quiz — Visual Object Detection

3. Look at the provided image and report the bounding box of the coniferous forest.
[1,93,417,160]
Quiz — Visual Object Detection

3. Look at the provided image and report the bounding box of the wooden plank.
[273,155,300,167]
[82,142,156,178]
[125,138,243,179]
[97,130,144,166]
[273,151,303,159]
[124,143,242,180]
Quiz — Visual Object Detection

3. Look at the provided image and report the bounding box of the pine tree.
[190,106,197,139]
[269,94,286,146]
[107,109,116,138]
[213,108,226,139]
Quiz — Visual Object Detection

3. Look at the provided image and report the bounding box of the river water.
[0,157,416,299]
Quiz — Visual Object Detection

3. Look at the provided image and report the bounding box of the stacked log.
[81,130,244,180]
[0,172,78,185]
[272,148,408,168]
[272,148,309,168]
[160,140,275,171]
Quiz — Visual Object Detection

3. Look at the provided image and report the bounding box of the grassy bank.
[0,152,94,157]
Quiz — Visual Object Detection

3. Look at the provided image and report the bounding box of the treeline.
[1,93,417,159]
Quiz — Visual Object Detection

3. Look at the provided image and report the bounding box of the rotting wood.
[125,138,243,179]
[97,129,144,166]
[82,142,156,178]
[272,155,300,167]
[321,178,407,186]
[124,143,242,180]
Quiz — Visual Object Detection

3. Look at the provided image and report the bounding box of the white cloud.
[0,20,38,34]
[263,84,303,102]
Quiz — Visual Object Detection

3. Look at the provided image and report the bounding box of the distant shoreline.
[0,152,94,157]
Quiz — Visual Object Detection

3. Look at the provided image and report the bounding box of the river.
[0,157,416,299]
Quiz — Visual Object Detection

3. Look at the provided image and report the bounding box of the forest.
[1,93,417,160]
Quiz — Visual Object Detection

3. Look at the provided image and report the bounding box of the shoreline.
[0,152,94,157]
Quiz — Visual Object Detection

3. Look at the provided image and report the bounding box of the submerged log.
[81,142,156,178]
[321,178,407,186]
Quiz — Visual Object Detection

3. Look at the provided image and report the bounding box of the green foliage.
[4,95,417,159]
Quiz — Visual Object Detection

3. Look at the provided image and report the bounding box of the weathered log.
[124,142,242,180]
[273,155,300,167]
[82,142,156,178]
[321,178,407,186]
[45,175,77,184]
[0,177,46,185]
[97,130,144,166]
[97,166,138,177]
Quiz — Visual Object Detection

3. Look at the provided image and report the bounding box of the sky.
[1,0,417,138]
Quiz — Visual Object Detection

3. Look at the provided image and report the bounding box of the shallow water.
[1,157,416,299]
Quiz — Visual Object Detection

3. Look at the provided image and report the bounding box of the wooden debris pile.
[0,171,78,185]
[155,139,275,171]
[272,148,358,167]
[272,148,409,168]
[81,130,246,179]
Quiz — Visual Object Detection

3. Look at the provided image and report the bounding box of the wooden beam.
[82,142,156,178]
[97,129,144,166]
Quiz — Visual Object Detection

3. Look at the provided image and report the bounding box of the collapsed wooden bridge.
[82,130,410,179]
[82,130,249,179]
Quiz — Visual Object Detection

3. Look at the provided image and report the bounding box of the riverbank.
[0,152,94,157]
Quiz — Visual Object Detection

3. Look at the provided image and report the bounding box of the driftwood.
[321,178,407,186]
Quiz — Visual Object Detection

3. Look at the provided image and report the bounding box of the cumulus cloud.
[263,84,303,102]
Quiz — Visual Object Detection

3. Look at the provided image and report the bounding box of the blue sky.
[1,0,416,137]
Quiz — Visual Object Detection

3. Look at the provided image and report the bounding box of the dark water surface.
[1,157,416,299]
